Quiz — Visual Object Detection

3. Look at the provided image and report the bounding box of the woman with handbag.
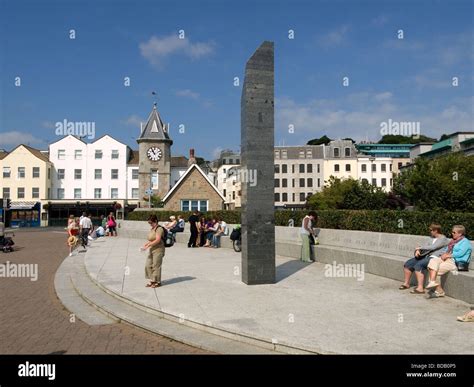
[399,223,448,294]
[106,212,117,237]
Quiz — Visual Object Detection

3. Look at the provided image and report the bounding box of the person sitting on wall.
[212,218,228,248]
[425,225,472,298]
[399,223,449,294]
[164,216,177,231]
[204,218,218,248]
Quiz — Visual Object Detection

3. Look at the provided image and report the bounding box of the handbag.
[456,262,470,272]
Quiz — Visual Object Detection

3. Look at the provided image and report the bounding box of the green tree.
[307,135,332,146]
[378,134,436,144]
[307,177,387,210]
[150,195,164,208]
[393,153,474,211]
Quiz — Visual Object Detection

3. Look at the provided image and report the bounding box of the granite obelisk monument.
[240,41,276,285]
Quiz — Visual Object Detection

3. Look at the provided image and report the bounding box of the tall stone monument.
[241,41,275,285]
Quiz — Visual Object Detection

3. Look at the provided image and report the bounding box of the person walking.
[300,211,317,262]
[67,215,79,256]
[187,210,199,248]
[79,212,92,247]
[107,212,117,236]
[141,215,165,288]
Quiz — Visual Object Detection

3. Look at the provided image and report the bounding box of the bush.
[127,209,474,238]
[275,210,474,239]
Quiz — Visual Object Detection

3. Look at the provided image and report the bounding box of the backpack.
[159,226,174,248]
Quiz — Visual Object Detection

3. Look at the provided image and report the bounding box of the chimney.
[188,148,197,167]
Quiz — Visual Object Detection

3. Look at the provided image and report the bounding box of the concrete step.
[66,253,282,354]
[54,253,118,326]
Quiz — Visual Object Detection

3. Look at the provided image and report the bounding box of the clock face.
[147,147,162,161]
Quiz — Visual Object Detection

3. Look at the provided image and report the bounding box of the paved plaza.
[0,229,208,354]
[80,236,472,354]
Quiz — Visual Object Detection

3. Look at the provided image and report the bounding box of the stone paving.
[0,229,207,354]
[85,236,473,354]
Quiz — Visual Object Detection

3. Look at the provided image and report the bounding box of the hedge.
[126,209,474,238]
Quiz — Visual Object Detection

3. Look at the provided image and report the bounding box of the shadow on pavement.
[276,259,312,282]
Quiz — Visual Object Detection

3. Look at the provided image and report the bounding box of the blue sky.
[1,0,473,160]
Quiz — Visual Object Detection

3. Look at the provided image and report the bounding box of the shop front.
[9,201,41,227]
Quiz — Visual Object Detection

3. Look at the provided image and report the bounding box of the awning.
[10,201,39,210]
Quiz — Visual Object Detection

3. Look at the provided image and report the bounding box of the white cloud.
[122,115,144,127]
[276,93,473,142]
[317,25,350,47]
[1,131,46,148]
[139,34,215,68]
[175,89,200,99]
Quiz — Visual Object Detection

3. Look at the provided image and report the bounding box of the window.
[151,170,158,189]
[32,187,39,198]
[111,169,119,179]
[57,169,65,179]
[398,162,402,169]
[94,188,102,199]
[306,149,312,158]
[372,164,376,172]
[223,189,226,197]
[334,164,340,172]
[299,193,306,202]
[111,188,118,199]
[274,193,280,202]
[32,167,40,178]
[18,167,25,178]
[132,188,139,199]
[236,159,240,164]
[292,165,295,174]
[381,178,387,187]
[345,147,351,157]
[299,164,305,173]
[345,164,351,172]
[57,188,65,199]
[74,169,82,179]
[75,150,82,160]
[74,189,82,199]
[299,150,305,158]
[362,178,368,184]
[317,164,321,173]
[307,178,313,187]
[95,150,103,159]
[222,159,227,165]
[317,178,320,188]
[275,164,280,173]
[180,200,208,212]
[274,150,280,159]
[94,169,102,179]
[372,178,377,186]
[282,164,288,173]
[307,164,313,173]
[274,179,280,188]
[299,178,305,187]
[17,187,25,199]
[333,148,340,157]
[111,150,119,159]
[282,178,288,188]
[381,164,386,172]
[48,168,50,180]
[3,167,10,178]
[292,193,295,202]
[229,159,233,164]
[3,187,10,199]
[47,188,51,199]
[223,168,226,173]
[292,179,295,188]
[390,178,393,186]
[389,164,392,172]
[132,169,139,179]
[232,191,235,200]
[361,164,367,173]
[282,193,288,201]
[58,149,65,160]
[281,150,287,159]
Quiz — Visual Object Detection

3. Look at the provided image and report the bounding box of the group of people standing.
[66,212,117,256]
[187,210,228,248]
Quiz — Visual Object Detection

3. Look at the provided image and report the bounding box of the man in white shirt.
[79,213,93,246]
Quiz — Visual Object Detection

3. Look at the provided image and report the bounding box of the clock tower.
[137,104,173,206]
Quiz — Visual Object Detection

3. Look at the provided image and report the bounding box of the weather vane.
[151,91,158,107]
